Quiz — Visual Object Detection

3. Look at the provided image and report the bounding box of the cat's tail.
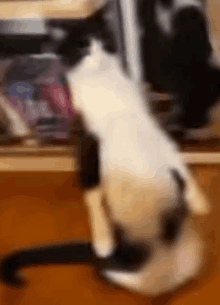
[0,241,96,287]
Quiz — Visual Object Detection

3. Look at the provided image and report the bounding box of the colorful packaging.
[2,56,78,144]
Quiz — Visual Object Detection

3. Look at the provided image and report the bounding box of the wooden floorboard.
[0,172,151,305]
[0,167,218,305]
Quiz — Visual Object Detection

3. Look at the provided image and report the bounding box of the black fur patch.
[0,242,94,287]
[160,169,189,244]
[0,232,149,287]
[78,133,100,190]
[161,203,188,244]
[170,168,186,192]
[47,4,117,67]
[98,225,151,272]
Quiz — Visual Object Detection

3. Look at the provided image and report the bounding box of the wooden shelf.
[0,145,75,156]
[181,152,220,164]
[0,145,78,171]
[0,143,217,172]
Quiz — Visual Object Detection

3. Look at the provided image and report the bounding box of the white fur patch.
[84,187,115,258]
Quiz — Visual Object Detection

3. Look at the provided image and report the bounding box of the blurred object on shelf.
[0,99,22,146]
[148,89,185,141]
[0,59,13,83]
[139,0,220,144]
[148,86,220,145]
[0,100,11,134]
[1,55,79,146]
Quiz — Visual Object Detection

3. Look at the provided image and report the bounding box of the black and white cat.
[0,5,210,296]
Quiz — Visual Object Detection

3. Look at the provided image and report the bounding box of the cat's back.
[68,41,148,137]
[68,39,179,166]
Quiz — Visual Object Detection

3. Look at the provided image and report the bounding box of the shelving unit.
[0,0,218,170]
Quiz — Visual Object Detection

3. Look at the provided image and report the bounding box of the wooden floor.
[0,167,218,305]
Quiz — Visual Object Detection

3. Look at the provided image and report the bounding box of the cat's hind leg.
[78,134,115,258]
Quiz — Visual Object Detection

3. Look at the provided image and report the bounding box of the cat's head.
[45,5,117,68]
